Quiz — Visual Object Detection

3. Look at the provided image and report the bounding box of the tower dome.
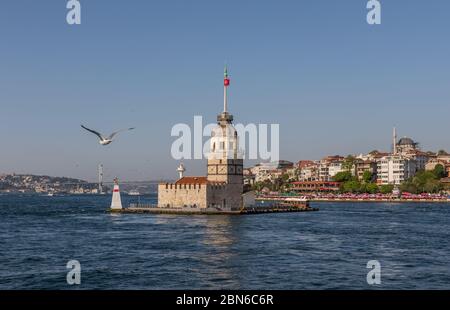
[209,122,238,160]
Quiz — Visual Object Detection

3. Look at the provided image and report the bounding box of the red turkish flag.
[224,78,230,86]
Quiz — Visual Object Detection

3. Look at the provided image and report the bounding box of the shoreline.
[310,198,450,203]
[256,196,450,204]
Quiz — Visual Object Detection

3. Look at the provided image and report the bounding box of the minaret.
[176,162,186,179]
[392,127,397,155]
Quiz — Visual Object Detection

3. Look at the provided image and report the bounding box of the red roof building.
[291,181,341,193]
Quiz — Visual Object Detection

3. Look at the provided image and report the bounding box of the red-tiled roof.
[297,160,316,168]
[175,177,208,184]
[321,155,344,162]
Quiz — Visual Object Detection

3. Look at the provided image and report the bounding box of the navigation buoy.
[110,177,122,210]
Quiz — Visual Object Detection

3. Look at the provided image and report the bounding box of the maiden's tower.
[157,67,244,211]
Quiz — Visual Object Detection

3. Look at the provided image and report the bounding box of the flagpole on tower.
[223,66,230,113]
[217,65,233,125]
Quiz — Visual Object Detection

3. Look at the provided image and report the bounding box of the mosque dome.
[398,137,415,146]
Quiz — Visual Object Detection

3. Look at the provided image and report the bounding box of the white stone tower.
[207,67,243,186]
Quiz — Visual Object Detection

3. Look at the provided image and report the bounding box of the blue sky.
[0,0,449,181]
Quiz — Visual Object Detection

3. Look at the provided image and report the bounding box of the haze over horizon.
[1,0,449,182]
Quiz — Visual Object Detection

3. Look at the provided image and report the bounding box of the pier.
[111,202,318,215]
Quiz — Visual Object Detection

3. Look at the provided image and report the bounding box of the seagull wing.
[81,125,105,140]
[107,127,135,140]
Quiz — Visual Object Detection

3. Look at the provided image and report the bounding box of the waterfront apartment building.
[251,165,281,183]
[319,156,344,181]
[354,159,377,181]
[250,160,294,183]
[401,150,430,171]
[329,161,345,179]
[298,160,319,181]
[376,155,417,185]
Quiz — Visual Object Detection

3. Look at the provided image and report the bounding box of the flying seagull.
[81,125,135,145]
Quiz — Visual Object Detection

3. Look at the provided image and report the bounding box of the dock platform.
[111,203,318,215]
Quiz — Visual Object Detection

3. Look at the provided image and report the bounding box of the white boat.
[284,196,308,202]
[47,193,54,197]
[128,190,140,196]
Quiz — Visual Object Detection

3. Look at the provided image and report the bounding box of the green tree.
[362,171,374,183]
[359,182,368,193]
[433,164,446,179]
[342,180,362,193]
[423,179,443,193]
[400,181,418,194]
[333,171,353,182]
[379,184,394,194]
[437,149,448,156]
[365,183,379,194]
[400,170,444,194]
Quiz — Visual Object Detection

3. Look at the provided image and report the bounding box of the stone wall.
[158,182,243,211]
[207,183,243,211]
[158,183,207,209]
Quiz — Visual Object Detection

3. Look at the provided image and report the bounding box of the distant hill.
[0,174,98,194]
[0,173,173,194]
